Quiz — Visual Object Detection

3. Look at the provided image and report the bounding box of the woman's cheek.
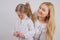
[37,13,40,16]
[42,12,47,17]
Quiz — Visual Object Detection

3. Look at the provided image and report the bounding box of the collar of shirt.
[37,20,47,25]
[37,20,47,28]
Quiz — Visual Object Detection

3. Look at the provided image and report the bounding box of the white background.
[0,0,60,40]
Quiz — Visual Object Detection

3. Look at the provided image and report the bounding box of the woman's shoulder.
[34,20,40,24]
[34,20,41,26]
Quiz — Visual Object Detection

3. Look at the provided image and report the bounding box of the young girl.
[34,2,55,40]
[13,3,35,40]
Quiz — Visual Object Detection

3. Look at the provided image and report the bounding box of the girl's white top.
[34,20,47,40]
[14,15,35,40]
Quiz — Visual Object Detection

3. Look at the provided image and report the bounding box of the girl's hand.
[13,31,19,37]
[19,32,25,38]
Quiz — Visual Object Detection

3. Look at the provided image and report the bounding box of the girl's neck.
[19,14,27,20]
[19,16,24,20]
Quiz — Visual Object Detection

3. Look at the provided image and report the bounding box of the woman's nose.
[39,9,42,14]
[40,9,42,12]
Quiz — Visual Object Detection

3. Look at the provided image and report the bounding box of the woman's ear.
[48,10,50,17]
[47,14,50,17]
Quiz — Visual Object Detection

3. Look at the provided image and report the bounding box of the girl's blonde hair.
[40,2,55,40]
[15,3,32,17]
[25,2,32,17]
[31,12,37,22]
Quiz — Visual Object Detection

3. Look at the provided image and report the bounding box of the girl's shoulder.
[26,17,33,23]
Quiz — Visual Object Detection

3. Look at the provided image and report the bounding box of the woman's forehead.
[40,4,49,11]
[41,4,48,8]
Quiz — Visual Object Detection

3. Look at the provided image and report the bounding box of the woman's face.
[37,4,49,19]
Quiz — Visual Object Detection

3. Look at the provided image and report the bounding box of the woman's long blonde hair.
[40,2,55,40]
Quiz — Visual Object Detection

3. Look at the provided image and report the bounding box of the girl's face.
[17,11,25,19]
[37,4,49,19]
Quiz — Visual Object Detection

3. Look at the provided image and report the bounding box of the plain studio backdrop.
[0,0,60,40]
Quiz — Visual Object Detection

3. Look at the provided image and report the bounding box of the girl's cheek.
[18,15,20,17]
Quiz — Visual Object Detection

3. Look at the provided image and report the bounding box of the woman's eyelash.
[42,9,45,12]
[40,7,45,12]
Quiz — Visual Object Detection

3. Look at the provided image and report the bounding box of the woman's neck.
[38,17,47,24]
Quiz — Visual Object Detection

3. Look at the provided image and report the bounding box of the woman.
[34,2,55,40]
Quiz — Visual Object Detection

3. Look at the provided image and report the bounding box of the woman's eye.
[39,7,41,9]
[42,9,45,12]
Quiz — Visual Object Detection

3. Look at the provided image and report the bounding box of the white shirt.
[14,15,35,40]
[34,20,47,40]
